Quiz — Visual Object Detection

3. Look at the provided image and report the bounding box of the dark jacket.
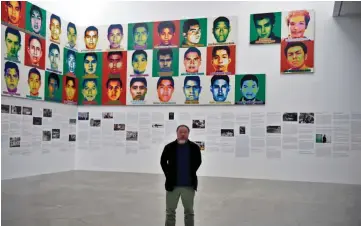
[160,140,202,191]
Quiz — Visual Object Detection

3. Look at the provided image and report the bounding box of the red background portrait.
[206,45,236,76]
[153,20,180,48]
[24,33,46,70]
[101,51,127,105]
[280,40,314,73]
[1,1,26,29]
[62,75,78,105]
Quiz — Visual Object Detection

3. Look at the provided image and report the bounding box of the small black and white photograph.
[42,131,51,141]
[69,134,76,142]
[239,126,246,135]
[283,112,298,122]
[267,126,282,134]
[11,105,21,114]
[90,119,101,127]
[2,104,10,113]
[126,131,138,141]
[169,112,174,120]
[69,119,77,125]
[114,124,126,131]
[192,120,205,129]
[316,134,332,144]
[195,141,205,151]
[299,113,315,124]
[221,129,234,137]
[102,112,113,119]
[33,117,42,125]
[152,123,164,128]
[52,129,60,139]
[10,137,21,148]
[78,112,89,120]
[22,106,32,115]
[43,108,52,117]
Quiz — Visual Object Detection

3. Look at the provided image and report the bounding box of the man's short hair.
[82,78,97,87]
[107,51,123,59]
[158,21,175,34]
[212,46,230,57]
[66,76,75,85]
[108,24,123,35]
[211,75,229,86]
[184,47,201,59]
[6,1,21,9]
[213,16,230,29]
[5,27,21,43]
[48,73,59,87]
[49,43,60,53]
[67,22,77,33]
[157,48,173,60]
[240,74,259,87]
[30,4,42,20]
[106,78,122,88]
[28,67,40,80]
[67,50,76,59]
[4,61,19,75]
[183,19,200,33]
[253,13,275,26]
[284,42,308,56]
[184,76,200,87]
[157,76,174,88]
[50,14,61,27]
[176,124,190,132]
[84,52,98,61]
[84,26,98,36]
[132,50,147,62]
[130,77,147,87]
[28,35,41,47]
[133,23,148,34]
[286,10,311,28]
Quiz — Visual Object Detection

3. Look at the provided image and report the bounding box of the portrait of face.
[48,47,60,71]
[27,37,43,66]
[84,55,97,75]
[288,14,307,38]
[84,29,98,50]
[108,28,123,49]
[82,79,97,101]
[107,79,122,101]
[159,28,174,46]
[241,80,259,100]
[65,78,76,101]
[133,26,148,46]
[48,76,59,98]
[50,17,61,41]
[108,53,122,74]
[213,20,230,43]
[67,26,77,48]
[4,67,19,92]
[184,79,201,101]
[157,79,174,102]
[30,8,41,34]
[184,51,201,73]
[212,48,231,72]
[5,30,21,59]
[286,45,307,69]
[28,72,41,96]
[5,1,21,26]
[210,78,230,102]
[159,54,172,72]
[132,53,147,74]
[177,126,189,143]
[185,24,201,45]
[255,18,272,39]
[130,81,147,100]
[67,53,76,73]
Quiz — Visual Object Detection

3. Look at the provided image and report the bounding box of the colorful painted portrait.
[45,71,62,103]
[128,22,154,50]
[47,13,62,44]
[179,47,206,76]
[152,48,179,77]
[2,25,25,64]
[106,24,127,51]
[206,45,236,76]
[127,76,149,105]
[281,40,314,73]
[62,75,78,105]
[153,20,180,48]
[24,34,45,70]
[281,10,315,42]
[250,12,281,44]
[235,74,266,105]
[63,48,76,77]
[127,49,152,77]
[46,42,62,74]
[180,18,207,48]
[1,1,25,29]
[24,66,44,100]
[208,16,236,46]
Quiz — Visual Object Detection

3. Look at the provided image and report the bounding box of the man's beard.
[177,139,187,144]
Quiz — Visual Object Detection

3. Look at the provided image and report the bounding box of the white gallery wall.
[27,1,361,184]
[1,96,77,179]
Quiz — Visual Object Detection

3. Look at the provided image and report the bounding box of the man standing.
[161,125,202,226]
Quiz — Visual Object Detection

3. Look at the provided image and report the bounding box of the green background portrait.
[180,18,207,47]
[25,2,46,37]
[78,77,101,105]
[152,48,179,77]
[44,71,63,103]
[76,52,103,78]
[127,22,154,50]
[235,74,266,103]
[250,12,281,43]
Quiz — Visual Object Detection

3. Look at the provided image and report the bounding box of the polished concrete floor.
[2,171,361,226]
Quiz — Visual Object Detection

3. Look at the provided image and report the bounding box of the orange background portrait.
[24,33,46,70]
[280,40,314,73]
[206,45,236,76]
[1,1,26,29]
[153,20,180,48]
[101,51,127,105]
[62,75,78,105]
